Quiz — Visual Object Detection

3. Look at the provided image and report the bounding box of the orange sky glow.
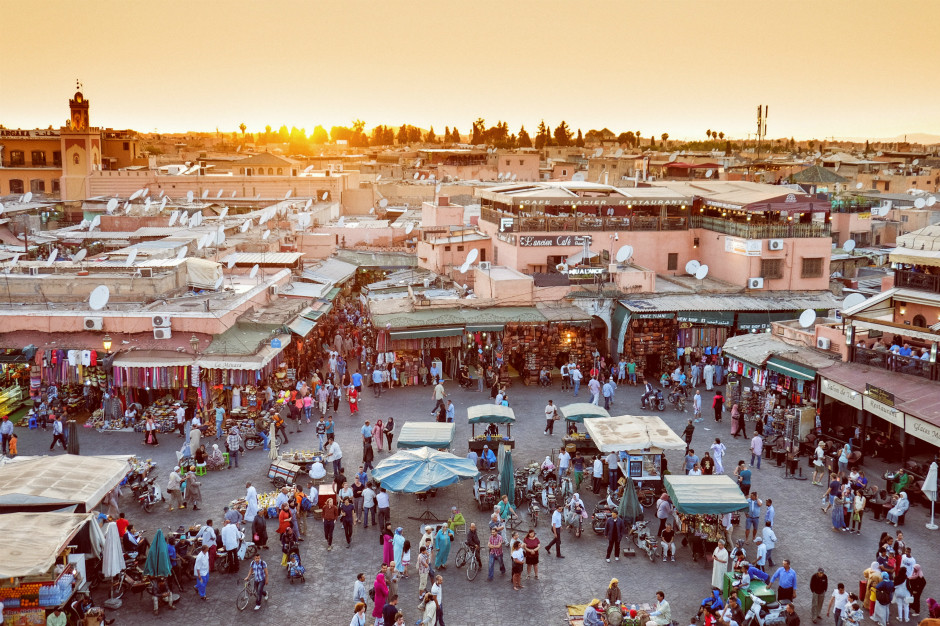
[3,0,939,141]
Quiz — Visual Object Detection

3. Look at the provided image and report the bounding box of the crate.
[267,460,301,485]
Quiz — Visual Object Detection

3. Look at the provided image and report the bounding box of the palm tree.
[661,132,669,145]
[718,132,724,141]
[706,129,712,140]
[239,123,247,135]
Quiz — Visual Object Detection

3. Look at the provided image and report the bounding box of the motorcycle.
[527,496,540,527]
[591,495,618,534]
[475,474,500,511]
[540,479,556,511]
[558,474,574,504]
[563,499,587,537]
[137,476,162,513]
[641,390,665,411]
[668,391,686,412]
[742,593,786,626]
[629,520,659,562]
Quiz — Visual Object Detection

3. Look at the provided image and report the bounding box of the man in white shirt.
[592,456,604,494]
[827,582,850,626]
[376,487,390,530]
[362,483,376,528]
[761,521,777,568]
[588,376,601,405]
[602,379,614,410]
[197,520,217,572]
[326,438,343,476]
[194,545,210,599]
[431,575,445,623]
[175,404,186,437]
[49,416,66,450]
[432,381,446,414]
[606,451,619,492]
[558,449,571,477]
[545,504,565,558]
[560,363,570,391]
[570,367,583,396]
[753,536,768,571]
[544,400,558,436]
[220,519,243,574]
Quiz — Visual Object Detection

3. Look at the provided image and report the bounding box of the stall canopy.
[467,404,516,424]
[582,415,686,453]
[559,403,610,423]
[397,422,456,450]
[371,447,479,493]
[766,356,816,381]
[0,512,93,578]
[0,455,130,513]
[663,475,749,515]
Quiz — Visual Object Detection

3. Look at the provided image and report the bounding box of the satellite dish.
[160,196,168,210]
[217,228,226,244]
[125,249,137,267]
[927,196,937,207]
[219,207,229,219]
[304,165,314,173]
[216,189,224,199]
[594,148,603,157]
[914,198,926,209]
[459,263,469,274]
[405,222,414,235]
[231,190,237,198]
[47,248,58,266]
[435,182,442,193]
[337,216,346,227]
[379,198,388,208]
[843,293,865,310]
[856,182,864,190]
[465,248,479,265]
[89,285,110,311]
[106,198,119,212]
[843,239,856,252]
[429,174,436,181]
[129,190,142,201]
[227,256,237,269]
[615,245,634,263]
[179,212,189,226]
[304,199,312,210]
[705,169,714,178]
[0,202,4,215]
[668,153,678,163]
[159,190,165,198]
[615,148,624,158]
[511,173,518,181]
[798,309,817,328]
[176,246,187,260]
[73,249,87,263]
[262,230,271,240]
[240,219,252,233]
[685,260,701,275]
[695,265,709,280]
[285,190,292,199]
[369,207,375,214]
[201,190,209,199]
[321,192,328,201]
[90,215,101,231]
[913,159,920,166]
[186,191,194,203]
[413,172,420,180]
[376,174,382,181]
[169,211,180,227]
[197,234,207,249]
[249,264,259,278]
[213,276,224,290]
[122,202,130,212]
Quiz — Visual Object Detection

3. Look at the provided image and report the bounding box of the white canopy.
[0,455,131,513]
[0,512,93,578]
[582,415,687,453]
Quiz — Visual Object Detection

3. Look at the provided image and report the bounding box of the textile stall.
[112,351,194,391]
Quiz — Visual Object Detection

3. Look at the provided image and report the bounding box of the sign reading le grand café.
[518,235,592,247]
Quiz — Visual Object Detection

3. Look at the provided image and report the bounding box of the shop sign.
[270,338,282,349]
[907,416,940,447]
[518,235,592,247]
[567,266,605,276]
[865,384,894,406]
[0,129,60,138]
[724,236,762,256]
[633,312,675,320]
[286,368,296,381]
[499,217,514,231]
[820,379,862,409]
[862,395,903,427]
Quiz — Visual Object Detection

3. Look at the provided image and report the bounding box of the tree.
[450,127,461,143]
[553,121,573,146]
[661,132,669,145]
[864,139,870,155]
[443,127,450,143]
[471,118,486,145]
[575,129,584,147]
[396,125,409,145]
[518,125,532,148]
[706,129,712,140]
[535,120,550,149]
[425,126,436,143]
[239,123,247,135]
[718,132,724,141]
[311,125,328,145]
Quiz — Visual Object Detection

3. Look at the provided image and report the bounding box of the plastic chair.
[223,453,230,466]
[194,465,207,476]
[28,417,38,430]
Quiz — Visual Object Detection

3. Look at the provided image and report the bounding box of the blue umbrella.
[143,529,171,578]
[372,447,479,493]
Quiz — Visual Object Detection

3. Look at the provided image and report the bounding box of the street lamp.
[190,334,200,353]
[102,334,112,352]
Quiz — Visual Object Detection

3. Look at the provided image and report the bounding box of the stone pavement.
[11,379,938,625]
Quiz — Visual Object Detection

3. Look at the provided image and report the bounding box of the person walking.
[656,494,673,535]
[194,545,210,601]
[711,438,727,474]
[166,468,184,511]
[712,390,725,423]
[570,366,582,396]
[693,391,703,422]
[486,527,506,581]
[588,376,601,405]
[826,582,850,626]
[322,498,337,551]
[731,404,746,438]
[183,466,203,511]
[544,400,558,436]
[544,504,565,558]
[49,416,66,450]
[340,497,355,548]
[770,560,798,603]
[0,415,13,455]
[811,568,829,623]
[226,428,242,469]
[744,492,763,542]
[604,510,624,562]
[383,417,395,451]
[762,521,777,568]
[711,539,729,589]
[683,419,695,450]
[751,433,764,469]
[592,455,604,494]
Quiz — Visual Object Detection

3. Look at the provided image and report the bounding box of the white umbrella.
[102,522,125,578]
[268,423,279,460]
[924,461,938,530]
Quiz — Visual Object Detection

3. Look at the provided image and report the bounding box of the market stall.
[0,512,97,625]
[559,403,609,448]
[663,474,749,562]
[0,455,131,514]
[583,414,686,486]
[467,404,515,453]
[397,421,456,451]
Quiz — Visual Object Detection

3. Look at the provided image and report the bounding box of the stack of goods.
[628,318,677,371]
[134,397,180,434]
[257,491,281,517]
[81,365,108,389]
[505,322,597,375]
[280,449,322,464]
[57,385,87,415]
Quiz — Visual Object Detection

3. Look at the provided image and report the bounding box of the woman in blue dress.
[433,524,454,570]
[392,527,405,573]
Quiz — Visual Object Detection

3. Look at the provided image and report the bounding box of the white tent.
[0,512,94,578]
[0,455,131,513]
[582,415,687,453]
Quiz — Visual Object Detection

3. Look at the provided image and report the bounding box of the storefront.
[620,311,678,379]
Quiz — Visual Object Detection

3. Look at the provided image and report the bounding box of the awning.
[396,422,456,449]
[389,327,464,340]
[0,455,131,513]
[559,403,610,423]
[0,513,93,578]
[288,316,316,337]
[582,415,687,453]
[198,334,288,371]
[565,249,599,265]
[766,357,816,381]
[465,324,504,332]
[112,351,194,368]
[325,287,341,301]
[737,311,795,330]
[467,404,516,424]
[663,475,749,515]
[677,311,734,326]
[888,247,940,268]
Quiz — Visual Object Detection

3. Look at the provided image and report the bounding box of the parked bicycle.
[454,543,481,581]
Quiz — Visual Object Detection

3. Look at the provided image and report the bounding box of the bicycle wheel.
[466,555,480,581]
[454,547,467,569]
[245,544,258,560]
[110,576,125,600]
[236,582,252,611]
[245,438,257,450]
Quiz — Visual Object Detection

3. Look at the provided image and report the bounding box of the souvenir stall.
[197,334,290,409]
[583,415,687,490]
[621,313,678,380]
[396,422,456,451]
[663,474,749,559]
[0,351,31,416]
[675,312,733,363]
[467,404,516,453]
[377,329,463,386]
[111,351,194,403]
[559,403,609,454]
[502,320,596,383]
[0,513,95,626]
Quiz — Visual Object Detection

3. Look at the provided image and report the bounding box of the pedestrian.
[383,417,395,451]
[174,403,186,438]
[711,438,726,474]
[873,572,893,626]
[604,509,624,562]
[701,451,715,475]
[693,391,703,422]
[570,366,582,396]
[762,521,777,567]
[166,468,184,511]
[602,377,613,410]
[684,449,699,475]
[0,415,13,455]
[376,487,390,530]
[431,380,446,414]
[712,391,724,422]
[572,452,585,491]
[183,466,202,511]
[751,433,764,469]
[655,494,673,535]
[771,560,798,603]
[711,539,729,589]
[592,455,604,493]
[214,403,225,440]
[737,461,753,496]
[326,437,343,476]
[827,582,849,626]
[340,497,355,548]
[430,575,446,626]
[49,416,66,450]
[683,419,695,450]
[544,504,564,558]
[731,404,746,438]
[372,567,389,626]
[811,568,829,623]
[588,376,601,405]
[511,541,525,590]
[486,527,506,581]
[544,400,558,435]
[194,545,210,601]
[226,428,242,469]
[660,522,676,562]
[765,498,775,528]
[744,492,763,541]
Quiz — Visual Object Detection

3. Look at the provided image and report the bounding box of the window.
[519,160,524,165]
[505,159,510,166]
[444,245,451,251]
[277,168,283,175]
[761,259,784,279]
[480,249,486,262]
[51,180,60,194]
[53,151,61,167]
[562,169,567,176]
[9,150,24,166]
[801,257,823,278]
[31,151,46,166]
[122,141,129,151]
[9,179,24,194]
[30,179,45,194]
[457,245,465,252]
[901,215,909,223]
[667,253,678,271]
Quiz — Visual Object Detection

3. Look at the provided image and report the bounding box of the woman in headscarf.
[244,482,259,522]
[371,569,389,624]
[606,578,622,605]
[393,528,405,573]
[207,444,225,471]
[711,539,729,589]
[372,419,384,452]
[434,524,454,570]
[907,565,926,616]
[419,525,435,567]
[893,567,911,622]
[730,404,745,438]
[144,415,159,446]
[189,418,201,456]
[381,523,395,565]
[383,417,395,451]
[831,490,846,531]
[252,512,268,550]
[105,485,121,519]
[183,466,202,511]
[886,492,909,526]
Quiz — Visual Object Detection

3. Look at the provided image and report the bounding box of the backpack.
[368,587,376,601]
[876,587,892,605]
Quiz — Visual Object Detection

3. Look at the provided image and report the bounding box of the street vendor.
[584,599,605,626]
[481,445,496,470]
[447,507,465,532]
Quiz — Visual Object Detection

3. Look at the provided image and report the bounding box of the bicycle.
[236,578,259,611]
[454,543,481,581]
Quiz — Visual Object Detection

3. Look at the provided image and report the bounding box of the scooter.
[540,480,556,511]
[668,391,686,412]
[564,499,586,537]
[137,476,162,513]
[629,520,659,562]
[742,593,786,626]
[476,474,499,511]
[591,497,616,534]
[528,496,540,527]
[641,390,665,411]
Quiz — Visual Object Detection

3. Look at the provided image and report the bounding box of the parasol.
[102,521,125,579]
[65,420,80,455]
[617,477,643,526]
[268,423,278,460]
[372,447,479,493]
[143,529,171,578]
[924,461,938,531]
[498,444,514,507]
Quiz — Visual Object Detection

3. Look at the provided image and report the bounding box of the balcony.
[689,215,831,239]
[852,347,937,381]
[895,269,940,295]
[480,207,689,233]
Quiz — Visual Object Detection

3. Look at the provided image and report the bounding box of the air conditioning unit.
[138,268,153,278]
[817,337,831,350]
[748,277,764,289]
[153,328,172,340]
[268,285,279,296]
[84,317,103,331]
[768,239,784,251]
[151,314,171,327]
[478,262,492,271]
[29,267,40,276]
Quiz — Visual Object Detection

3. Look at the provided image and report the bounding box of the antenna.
[705,169,714,178]
[798,309,817,328]
[914,198,926,209]
[129,189,143,201]
[240,219,252,233]
[227,255,237,270]
[304,199,312,210]
[217,189,224,198]
[594,148,603,157]
[201,190,209,199]
[90,215,101,231]
[413,172,420,180]
[219,206,229,219]
[927,196,937,207]
[856,182,864,190]
[89,285,110,311]
[615,245,633,264]
[285,189,292,200]
[556,263,569,274]
[160,196,168,210]
[322,192,328,201]
[262,230,271,240]
[213,276,224,290]
[186,191,194,203]
[379,198,388,208]
[615,148,624,158]
[231,190,237,198]
[169,211,180,227]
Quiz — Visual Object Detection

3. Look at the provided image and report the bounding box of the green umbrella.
[497,444,514,507]
[143,529,171,578]
[618,477,643,526]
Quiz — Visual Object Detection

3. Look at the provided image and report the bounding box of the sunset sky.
[4,0,939,141]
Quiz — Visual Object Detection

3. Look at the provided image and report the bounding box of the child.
[9,433,17,457]
[401,540,411,578]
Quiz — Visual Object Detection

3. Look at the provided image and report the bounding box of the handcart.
[268,460,301,488]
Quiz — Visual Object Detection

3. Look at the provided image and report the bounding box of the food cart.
[397,422,456,451]
[559,403,609,455]
[582,415,687,503]
[0,512,98,625]
[467,404,515,453]
[278,449,324,473]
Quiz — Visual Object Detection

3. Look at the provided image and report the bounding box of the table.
[317,484,336,508]
[723,573,776,611]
